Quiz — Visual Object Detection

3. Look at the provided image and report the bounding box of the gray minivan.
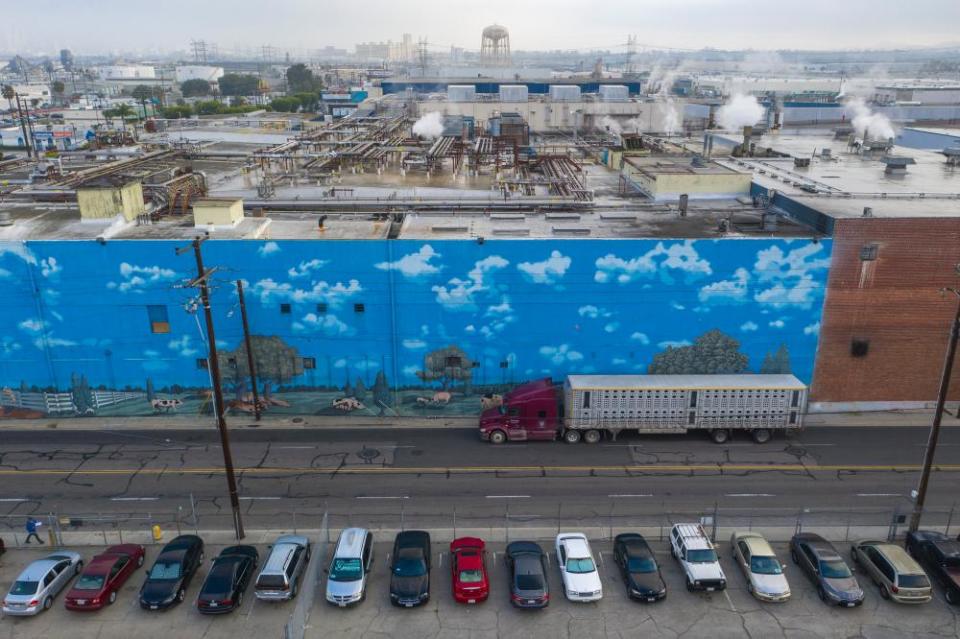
[254,535,311,601]
[325,528,374,607]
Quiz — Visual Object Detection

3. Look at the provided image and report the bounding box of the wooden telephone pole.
[236,280,261,421]
[177,237,245,540]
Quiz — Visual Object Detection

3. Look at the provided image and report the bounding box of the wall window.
[354,303,365,313]
[316,303,328,314]
[280,303,292,314]
[583,391,591,409]
[303,357,316,369]
[859,244,879,261]
[147,305,170,334]
[851,339,870,357]
[445,356,462,368]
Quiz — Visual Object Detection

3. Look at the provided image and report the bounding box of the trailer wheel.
[709,429,730,444]
[751,429,772,444]
[583,429,601,444]
[563,430,581,444]
[489,430,507,445]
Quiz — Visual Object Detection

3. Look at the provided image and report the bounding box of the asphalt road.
[1,426,959,535]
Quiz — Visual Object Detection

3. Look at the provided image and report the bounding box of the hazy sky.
[3,0,959,55]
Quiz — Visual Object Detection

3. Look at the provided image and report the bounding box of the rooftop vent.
[489,213,525,220]
[492,227,530,235]
[551,226,590,235]
[881,156,915,175]
[599,213,636,221]
[431,225,469,233]
[545,212,581,220]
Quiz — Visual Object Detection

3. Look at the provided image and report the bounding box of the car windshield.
[256,575,286,589]
[750,556,783,575]
[9,580,38,595]
[565,558,595,574]
[204,565,234,592]
[498,405,508,415]
[627,557,657,573]
[74,574,106,591]
[516,574,543,590]
[330,558,363,582]
[393,558,426,577]
[686,549,718,563]
[819,559,852,579]
[458,569,483,584]
[898,574,931,589]
[148,562,182,580]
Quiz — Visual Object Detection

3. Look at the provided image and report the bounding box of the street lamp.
[908,280,960,532]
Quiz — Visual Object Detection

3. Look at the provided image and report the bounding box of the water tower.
[480,24,511,66]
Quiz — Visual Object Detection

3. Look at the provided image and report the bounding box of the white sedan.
[555,533,602,602]
[730,532,791,602]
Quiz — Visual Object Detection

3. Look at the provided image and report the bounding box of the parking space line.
[723,590,737,613]
[438,552,444,568]
[355,495,409,500]
[110,497,159,501]
[725,493,775,497]
[485,495,530,499]
[0,498,27,502]
[855,493,902,497]
[239,496,283,500]
[608,493,653,498]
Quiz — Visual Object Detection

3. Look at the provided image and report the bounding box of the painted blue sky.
[0,238,831,391]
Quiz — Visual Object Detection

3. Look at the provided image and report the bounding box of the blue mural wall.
[0,237,832,418]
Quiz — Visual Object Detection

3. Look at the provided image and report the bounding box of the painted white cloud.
[594,241,712,284]
[740,321,759,332]
[0,336,22,357]
[168,335,199,358]
[287,259,329,279]
[698,267,750,304]
[671,302,686,311]
[539,344,584,365]
[432,255,509,311]
[769,319,785,329]
[0,267,10,279]
[402,365,420,377]
[658,340,692,349]
[249,278,362,307]
[18,318,47,333]
[612,357,627,365]
[485,297,513,317]
[292,312,353,336]
[0,242,37,265]
[40,257,62,278]
[630,332,650,345]
[375,245,443,278]
[804,321,821,336]
[258,241,280,257]
[753,243,830,309]
[604,322,620,333]
[107,262,178,294]
[402,338,427,350]
[578,305,614,319]
[517,250,571,285]
[464,325,476,334]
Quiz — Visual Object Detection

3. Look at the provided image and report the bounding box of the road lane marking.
[485,495,530,499]
[109,497,159,501]
[239,496,282,500]
[608,494,653,498]
[355,496,409,500]
[0,498,28,502]
[856,493,902,497]
[725,493,776,497]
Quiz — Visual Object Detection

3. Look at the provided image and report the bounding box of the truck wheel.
[751,429,772,444]
[489,430,507,445]
[583,430,601,444]
[709,429,730,444]
[563,430,581,444]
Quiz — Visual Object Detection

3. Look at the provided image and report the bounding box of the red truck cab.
[479,378,562,443]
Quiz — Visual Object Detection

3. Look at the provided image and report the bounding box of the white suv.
[555,533,602,602]
[670,524,726,592]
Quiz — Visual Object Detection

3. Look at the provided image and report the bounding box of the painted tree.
[354,377,367,402]
[217,335,303,399]
[372,370,392,414]
[146,378,155,402]
[342,371,353,397]
[648,329,750,375]
[417,345,476,393]
[760,344,792,374]
[70,373,94,415]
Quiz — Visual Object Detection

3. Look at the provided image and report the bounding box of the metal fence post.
[190,493,199,534]
[453,506,457,539]
[946,502,956,537]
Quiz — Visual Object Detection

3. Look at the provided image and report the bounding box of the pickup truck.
[905,530,960,605]
[670,524,726,592]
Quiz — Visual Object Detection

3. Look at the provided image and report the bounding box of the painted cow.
[431,391,452,405]
[480,393,502,410]
[332,397,364,411]
[151,398,184,413]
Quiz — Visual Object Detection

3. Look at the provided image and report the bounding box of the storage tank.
[599,85,629,102]
[549,85,581,102]
[448,85,477,102]
[499,85,529,103]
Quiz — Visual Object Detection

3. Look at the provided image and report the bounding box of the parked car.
[555,532,602,602]
[389,531,431,607]
[905,530,960,605]
[65,544,145,611]
[451,537,489,604]
[139,534,204,610]
[670,523,726,592]
[505,541,549,608]
[325,528,373,607]
[196,546,259,614]
[613,533,666,602]
[790,533,863,607]
[2,552,83,616]
[851,540,932,604]
[255,534,311,601]
[730,532,790,602]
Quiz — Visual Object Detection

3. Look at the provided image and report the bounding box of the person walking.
[24,517,44,544]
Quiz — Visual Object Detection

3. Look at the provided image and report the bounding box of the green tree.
[285,64,320,93]
[269,96,300,112]
[372,369,391,412]
[180,79,211,97]
[51,80,66,105]
[2,85,14,111]
[161,104,193,119]
[760,343,792,374]
[417,345,476,393]
[218,74,260,97]
[131,85,154,118]
[648,329,750,375]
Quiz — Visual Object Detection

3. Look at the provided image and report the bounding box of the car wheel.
[43,596,53,610]
[879,584,890,600]
[685,579,694,592]
[109,590,117,604]
[563,430,581,444]
[817,586,827,602]
[583,429,601,444]
[946,588,958,605]
[75,560,84,574]
[751,429,772,444]
[489,430,507,445]
[850,548,858,565]
[710,429,729,444]
[177,588,186,603]
[790,549,800,565]
[137,554,144,567]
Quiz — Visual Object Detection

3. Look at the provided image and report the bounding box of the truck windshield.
[686,549,718,563]
[498,405,508,415]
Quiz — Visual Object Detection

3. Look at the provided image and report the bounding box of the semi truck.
[479,374,807,445]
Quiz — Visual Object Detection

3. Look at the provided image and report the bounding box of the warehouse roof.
[565,374,806,390]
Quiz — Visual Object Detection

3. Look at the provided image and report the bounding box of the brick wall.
[812,217,960,402]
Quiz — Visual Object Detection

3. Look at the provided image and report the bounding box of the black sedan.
[139,535,205,610]
[613,533,666,602]
[389,531,431,607]
[505,541,549,608]
[197,546,259,614]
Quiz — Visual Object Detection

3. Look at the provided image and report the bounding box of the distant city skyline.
[2,0,959,57]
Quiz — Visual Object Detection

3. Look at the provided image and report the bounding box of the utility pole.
[909,283,960,533]
[14,94,34,159]
[177,237,245,540]
[236,280,261,421]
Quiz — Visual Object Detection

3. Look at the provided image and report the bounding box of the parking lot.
[1,535,958,639]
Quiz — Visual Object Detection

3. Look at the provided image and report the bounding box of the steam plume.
[412,111,444,139]
[717,94,764,130]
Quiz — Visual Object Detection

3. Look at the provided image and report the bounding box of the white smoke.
[717,94,764,131]
[412,111,444,139]
[597,116,622,135]
[654,99,681,135]
[845,96,896,141]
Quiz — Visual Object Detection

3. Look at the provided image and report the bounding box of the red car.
[65,544,145,611]
[450,537,489,604]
